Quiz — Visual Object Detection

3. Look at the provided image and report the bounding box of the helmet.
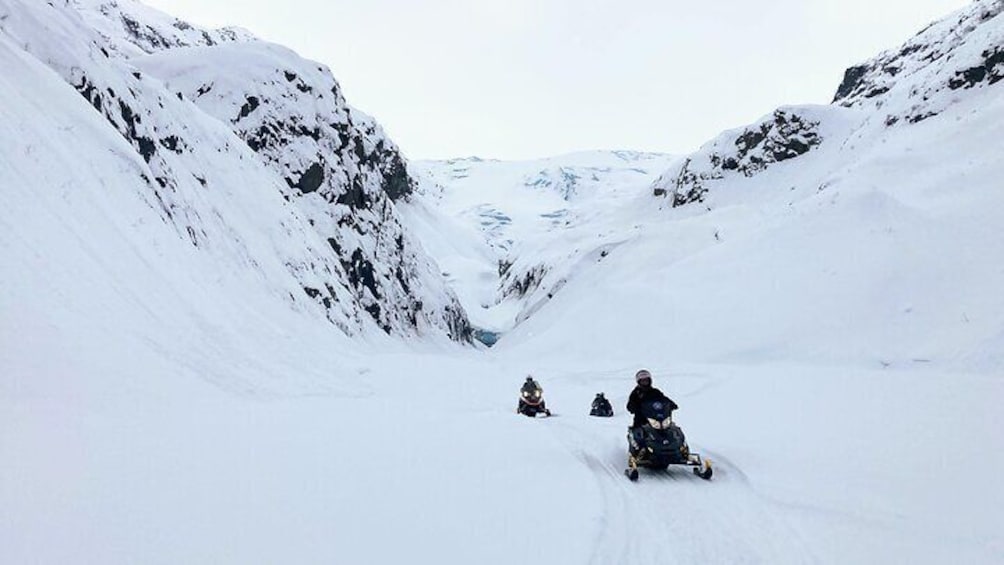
[635,369,652,384]
[596,392,605,398]
[525,375,533,382]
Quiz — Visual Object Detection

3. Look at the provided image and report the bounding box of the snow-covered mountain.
[652,0,1004,212]
[526,0,1004,371]
[0,0,470,342]
[410,151,676,334]
[833,0,1003,119]
[415,150,675,252]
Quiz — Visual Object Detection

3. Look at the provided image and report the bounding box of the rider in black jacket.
[626,369,677,428]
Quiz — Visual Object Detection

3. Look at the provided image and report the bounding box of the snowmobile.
[517,387,551,417]
[589,393,614,417]
[625,399,712,481]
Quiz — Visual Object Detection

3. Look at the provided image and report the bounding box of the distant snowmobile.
[625,399,712,481]
[517,376,551,417]
[589,393,613,417]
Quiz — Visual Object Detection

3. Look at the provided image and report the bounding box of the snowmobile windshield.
[640,400,673,421]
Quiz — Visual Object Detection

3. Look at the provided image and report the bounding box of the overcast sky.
[145,0,969,160]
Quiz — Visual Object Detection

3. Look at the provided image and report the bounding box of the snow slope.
[494,4,1004,556]
[0,0,470,340]
[632,0,1004,372]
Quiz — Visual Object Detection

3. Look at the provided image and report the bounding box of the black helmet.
[635,369,652,385]
[525,375,533,382]
[596,392,605,398]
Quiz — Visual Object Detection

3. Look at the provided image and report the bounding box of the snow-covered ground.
[5,351,1001,564]
[3,0,1004,564]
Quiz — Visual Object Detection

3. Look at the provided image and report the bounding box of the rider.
[626,369,677,428]
[518,375,550,415]
[591,392,613,415]
[521,375,542,396]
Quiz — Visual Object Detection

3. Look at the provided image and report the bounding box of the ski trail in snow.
[552,417,817,564]
[542,369,819,565]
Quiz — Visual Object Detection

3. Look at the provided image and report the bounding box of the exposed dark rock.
[324,283,339,304]
[342,248,380,299]
[395,266,411,295]
[291,162,325,194]
[160,135,182,153]
[337,177,371,209]
[365,303,390,333]
[833,64,869,102]
[736,127,767,153]
[863,85,890,98]
[949,47,1004,89]
[672,159,708,207]
[75,76,103,111]
[444,303,472,342]
[503,264,547,298]
[381,156,412,201]
[137,136,156,162]
[352,138,368,164]
[121,14,171,51]
[498,260,513,277]
[659,110,821,208]
[118,99,139,131]
[245,123,275,152]
[908,111,938,123]
[237,95,259,121]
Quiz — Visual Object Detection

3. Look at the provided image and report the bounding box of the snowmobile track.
[547,409,817,565]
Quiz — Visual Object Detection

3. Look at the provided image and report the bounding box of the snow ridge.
[833,0,1004,124]
[653,0,1004,210]
[651,108,827,208]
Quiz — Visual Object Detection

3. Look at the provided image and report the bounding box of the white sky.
[144,0,969,160]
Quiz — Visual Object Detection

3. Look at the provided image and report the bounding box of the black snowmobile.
[625,399,712,481]
[589,393,613,417]
[517,384,551,417]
